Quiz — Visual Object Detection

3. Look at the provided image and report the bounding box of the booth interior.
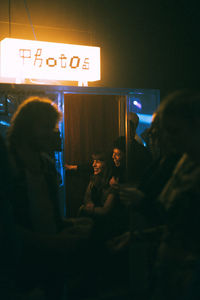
[0,83,160,218]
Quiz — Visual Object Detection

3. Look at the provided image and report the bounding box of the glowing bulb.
[133,100,142,109]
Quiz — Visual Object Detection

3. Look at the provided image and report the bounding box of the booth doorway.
[64,94,123,217]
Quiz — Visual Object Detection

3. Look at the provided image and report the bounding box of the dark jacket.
[11,153,63,233]
[127,138,152,185]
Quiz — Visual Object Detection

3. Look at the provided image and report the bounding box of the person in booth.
[127,112,153,185]
[109,136,127,186]
[78,152,114,233]
[78,151,129,240]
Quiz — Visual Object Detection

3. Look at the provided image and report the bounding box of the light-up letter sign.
[0,38,100,82]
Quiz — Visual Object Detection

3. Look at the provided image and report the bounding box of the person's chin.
[94,170,101,175]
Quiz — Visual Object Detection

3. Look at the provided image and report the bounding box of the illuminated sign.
[0,38,100,83]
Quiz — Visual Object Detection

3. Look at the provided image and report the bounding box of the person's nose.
[93,160,97,167]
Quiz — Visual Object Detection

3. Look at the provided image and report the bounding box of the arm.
[83,181,94,206]
[119,186,145,207]
[107,231,131,252]
[81,192,115,217]
[107,225,166,253]
[65,164,78,171]
[78,181,94,216]
[65,163,93,174]
[109,176,119,187]
[93,193,115,216]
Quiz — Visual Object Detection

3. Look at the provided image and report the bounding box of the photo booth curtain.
[64,94,119,165]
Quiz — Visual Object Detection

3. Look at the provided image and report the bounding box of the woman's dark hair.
[91,152,107,162]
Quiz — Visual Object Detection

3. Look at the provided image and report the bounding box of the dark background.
[90,1,200,98]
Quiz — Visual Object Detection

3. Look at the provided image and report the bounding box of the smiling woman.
[77,150,129,242]
[79,151,112,217]
[92,156,105,175]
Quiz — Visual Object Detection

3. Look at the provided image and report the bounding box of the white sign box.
[0,38,100,82]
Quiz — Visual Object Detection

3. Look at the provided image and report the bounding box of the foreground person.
[108,90,200,300]
[7,96,93,299]
[151,89,200,300]
[0,133,21,300]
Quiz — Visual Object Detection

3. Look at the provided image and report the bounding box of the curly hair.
[7,96,62,154]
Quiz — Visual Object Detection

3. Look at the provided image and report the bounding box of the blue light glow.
[0,121,10,126]
[137,113,153,124]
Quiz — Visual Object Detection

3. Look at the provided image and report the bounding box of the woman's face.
[92,159,104,175]
[31,121,62,152]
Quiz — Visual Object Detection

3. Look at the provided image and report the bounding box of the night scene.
[0,1,200,299]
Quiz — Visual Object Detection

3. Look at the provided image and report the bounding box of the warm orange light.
[0,38,100,83]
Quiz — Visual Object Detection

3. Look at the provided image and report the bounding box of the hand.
[107,231,131,252]
[85,202,95,214]
[65,164,78,171]
[119,186,144,206]
[109,176,119,187]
